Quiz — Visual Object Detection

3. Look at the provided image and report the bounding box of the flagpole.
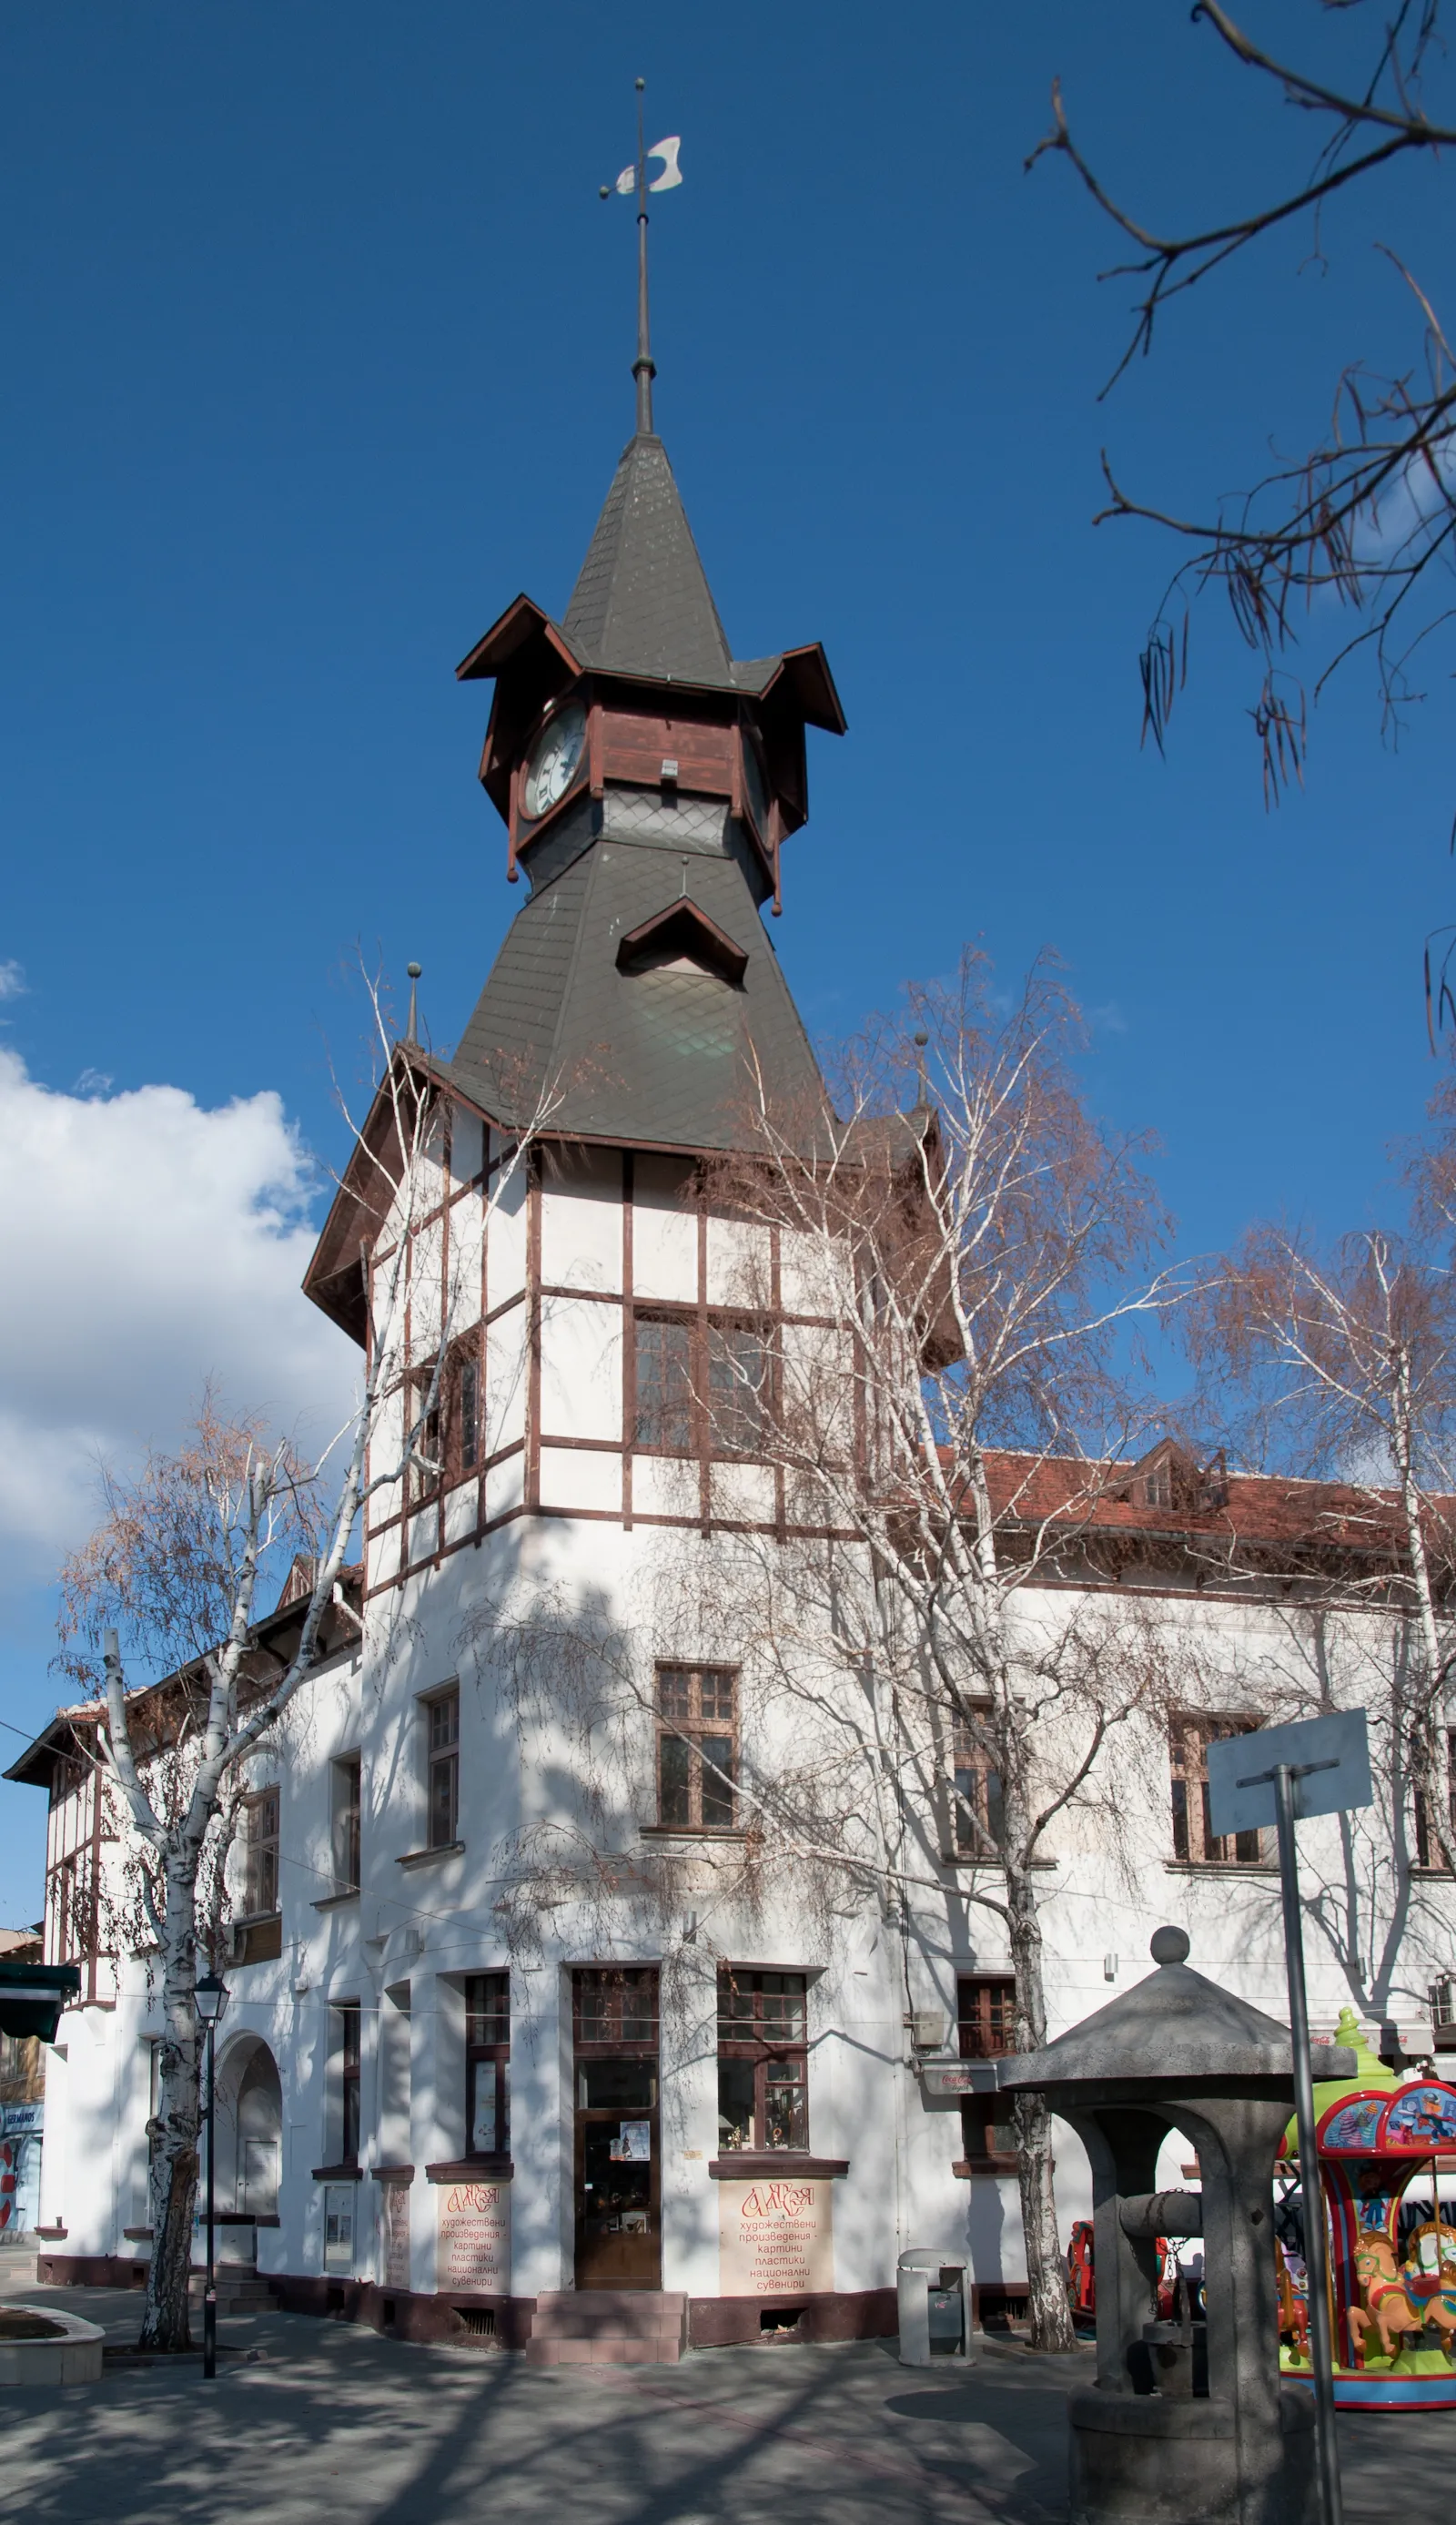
[632,75,655,434]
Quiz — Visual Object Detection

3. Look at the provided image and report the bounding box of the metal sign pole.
[1271,1761,1342,2525]
[203,2019,217,2381]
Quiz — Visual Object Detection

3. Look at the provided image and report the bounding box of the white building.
[12,396,1456,2360]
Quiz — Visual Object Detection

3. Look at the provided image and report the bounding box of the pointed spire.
[563,434,733,686]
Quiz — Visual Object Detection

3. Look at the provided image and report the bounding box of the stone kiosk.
[999,1929,1355,2525]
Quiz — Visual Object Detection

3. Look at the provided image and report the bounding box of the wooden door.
[573,2057,661,2290]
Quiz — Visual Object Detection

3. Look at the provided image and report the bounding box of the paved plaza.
[0,2258,1449,2525]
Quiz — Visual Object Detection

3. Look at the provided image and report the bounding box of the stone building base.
[36,2256,898,2357]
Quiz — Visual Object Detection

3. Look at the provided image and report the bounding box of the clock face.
[522,701,586,820]
[742,733,771,838]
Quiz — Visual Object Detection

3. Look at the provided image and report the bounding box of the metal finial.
[406,962,421,1045]
[632,77,655,435]
[913,1029,930,1106]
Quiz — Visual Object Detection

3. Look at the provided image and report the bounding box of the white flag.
[612,137,682,197]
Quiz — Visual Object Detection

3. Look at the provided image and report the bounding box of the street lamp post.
[194,1970,229,2380]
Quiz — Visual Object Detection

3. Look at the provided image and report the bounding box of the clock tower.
[447,362,844,1153]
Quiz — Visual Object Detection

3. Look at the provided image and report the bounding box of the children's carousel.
[1277,2012,1456,2412]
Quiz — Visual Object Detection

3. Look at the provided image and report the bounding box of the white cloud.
[0,1049,359,1597]
[0,961,25,1002]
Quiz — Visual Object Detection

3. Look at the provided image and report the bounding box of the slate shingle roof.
[449,837,825,1151]
[561,433,773,694]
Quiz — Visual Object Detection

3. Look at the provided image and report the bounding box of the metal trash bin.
[897,2247,975,2366]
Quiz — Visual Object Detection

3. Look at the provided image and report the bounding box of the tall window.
[953,1711,1004,1856]
[1415,1729,1456,1869]
[331,1756,361,1895]
[716,1970,808,2153]
[657,1665,737,1830]
[336,2002,361,2167]
[707,1323,766,1454]
[635,1315,693,1451]
[457,1353,481,1474]
[243,1788,279,1918]
[409,1345,482,1496]
[466,1972,510,2157]
[1170,1716,1263,1864]
[426,1688,460,1849]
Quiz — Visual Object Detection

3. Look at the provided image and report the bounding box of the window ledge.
[369,2165,415,2183]
[232,1909,282,1929]
[424,2157,513,2185]
[395,1842,465,1871]
[1163,1861,1279,1876]
[1409,1866,1456,1881]
[940,1857,1058,1872]
[708,2154,849,2180]
[952,2158,1017,2178]
[312,2164,363,2182]
[312,1889,360,1911]
[639,1825,747,1841]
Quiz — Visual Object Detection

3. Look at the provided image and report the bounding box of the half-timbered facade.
[12,407,1456,2355]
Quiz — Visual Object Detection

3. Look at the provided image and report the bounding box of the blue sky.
[2,0,1452,1919]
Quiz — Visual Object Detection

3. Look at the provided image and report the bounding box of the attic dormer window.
[616,899,748,988]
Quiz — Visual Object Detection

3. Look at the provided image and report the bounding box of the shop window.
[242,1787,279,1918]
[716,1970,809,2153]
[1170,1715,1263,1864]
[1415,1729,1456,1869]
[425,1687,460,1849]
[335,2002,361,2167]
[957,1975,1016,2062]
[330,1756,361,1895]
[466,1972,510,2156]
[952,1709,1004,1856]
[657,1665,737,1830]
[960,2093,1019,2169]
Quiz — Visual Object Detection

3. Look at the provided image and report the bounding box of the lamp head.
[194,1970,229,2030]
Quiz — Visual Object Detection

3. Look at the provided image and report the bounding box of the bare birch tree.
[51,995,560,2352]
[1190,1220,1456,1874]
[691,950,1189,2351]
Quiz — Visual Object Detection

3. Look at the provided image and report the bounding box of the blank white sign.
[1205,1709,1372,1837]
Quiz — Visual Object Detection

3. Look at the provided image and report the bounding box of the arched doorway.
[216,2037,282,2216]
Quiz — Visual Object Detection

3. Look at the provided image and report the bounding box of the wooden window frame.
[465,1972,511,2159]
[572,1966,660,2055]
[716,1969,809,2154]
[1170,1714,1265,1865]
[957,1974,1016,2062]
[656,1664,738,1831]
[424,1688,460,1851]
[1414,1727,1456,1869]
[406,1336,483,1503]
[632,1311,772,1460]
[960,2092,1020,2172]
[241,1786,280,1921]
[952,1709,1004,1858]
[336,2001,361,2170]
[330,1755,361,1895]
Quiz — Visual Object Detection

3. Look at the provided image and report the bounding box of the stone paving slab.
[0,2271,1447,2525]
